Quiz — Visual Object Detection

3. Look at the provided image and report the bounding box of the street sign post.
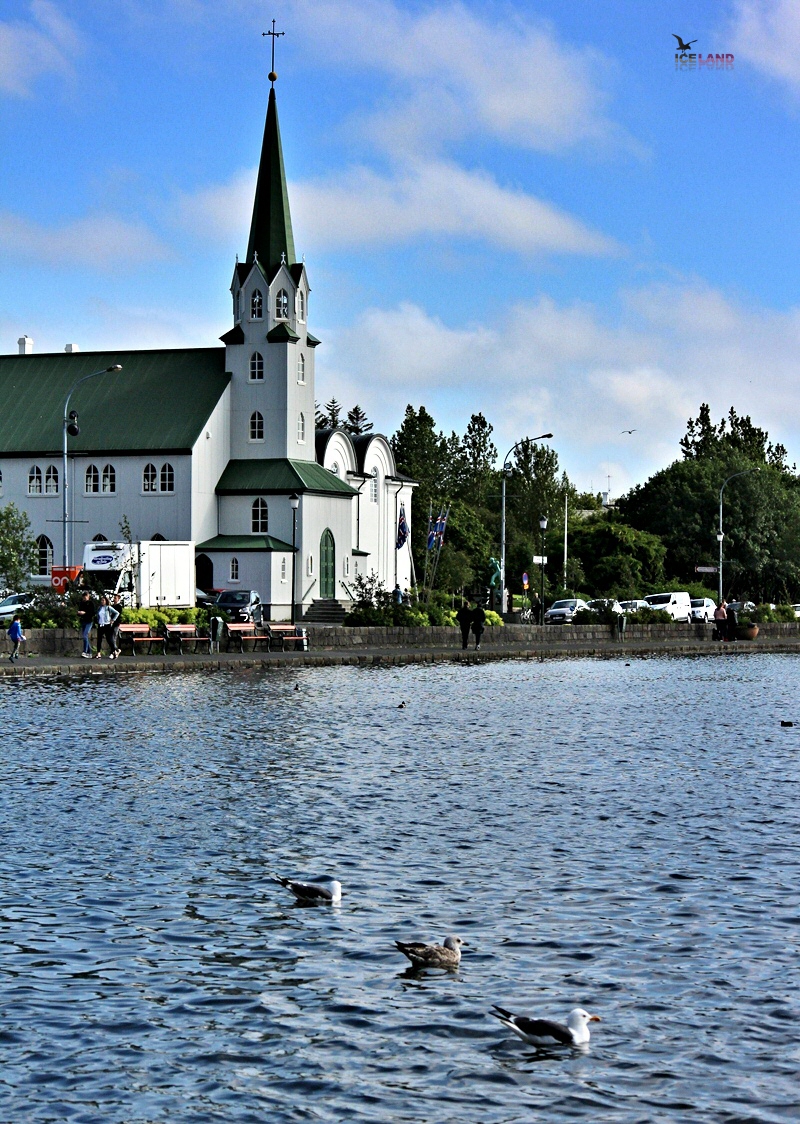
[522,572,529,590]
[695,566,718,573]
[532,556,548,565]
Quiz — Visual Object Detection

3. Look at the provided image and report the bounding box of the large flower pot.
[736,624,759,641]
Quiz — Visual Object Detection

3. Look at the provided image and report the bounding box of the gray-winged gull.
[490,1005,600,1046]
[395,935,465,969]
[273,875,342,904]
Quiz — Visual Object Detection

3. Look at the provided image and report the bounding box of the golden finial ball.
[269,71,278,83]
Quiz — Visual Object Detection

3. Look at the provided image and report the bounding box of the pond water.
[1,656,799,1123]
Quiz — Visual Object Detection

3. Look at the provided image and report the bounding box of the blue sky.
[1,0,799,494]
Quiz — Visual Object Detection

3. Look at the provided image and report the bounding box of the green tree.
[343,404,373,436]
[0,503,37,590]
[568,514,667,598]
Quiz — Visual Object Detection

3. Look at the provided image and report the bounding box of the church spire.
[246,86,296,271]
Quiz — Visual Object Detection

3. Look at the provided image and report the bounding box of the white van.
[644,591,692,622]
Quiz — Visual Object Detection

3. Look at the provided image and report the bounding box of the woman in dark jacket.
[471,604,486,650]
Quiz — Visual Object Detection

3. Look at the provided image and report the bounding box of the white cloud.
[0,210,169,268]
[0,0,83,97]
[729,0,800,91]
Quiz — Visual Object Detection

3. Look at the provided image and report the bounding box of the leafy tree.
[567,515,666,599]
[0,503,37,591]
[343,404,373,436]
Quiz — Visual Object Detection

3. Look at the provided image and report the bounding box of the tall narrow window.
[28,465,42,495]
[297,353,305,384]
[250,411,264,441]
[250,351,264,380]
[280,557,287,582]
[297,412,305,443]
[45,465,59,494]
[102,464,116,494]
[0,467,3,495]
[235,290,241,320]
[297,290,305,320]
[230,557,239,582]
[160,463,175,493]
[143,463,157,492]
[275,289,289,320]
[252,497,269,533]
[85,464,100,493]
[36,534,53,576]
[370,466,379,503]
[251,289,263,319]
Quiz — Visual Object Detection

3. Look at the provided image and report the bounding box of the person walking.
[726,602,738,642]
[95,596,120,658]
[77,591,96,658]
[7,614,25,662]
[531,591,542,625]
[393,583,403,605]
[713,600,727,642]
[110,593,124,656]
[471,602,486,650]
[456,600,472,650]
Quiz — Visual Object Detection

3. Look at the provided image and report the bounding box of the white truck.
[81,541,195,608]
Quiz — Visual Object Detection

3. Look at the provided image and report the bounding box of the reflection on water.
[2,657,800,1122]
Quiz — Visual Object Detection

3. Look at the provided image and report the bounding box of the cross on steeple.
[262,19,284,85]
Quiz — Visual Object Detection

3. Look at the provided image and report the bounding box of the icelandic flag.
[427,511,436,550]
[396,505,409,549]
[434,509,448,546]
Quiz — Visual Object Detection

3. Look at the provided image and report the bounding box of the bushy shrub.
[774,604,797,622]
[625,607,671,623]
[22,589,79,629]
[484,609,504,627]
[344,570,431,626]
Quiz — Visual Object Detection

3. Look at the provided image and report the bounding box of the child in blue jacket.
[7,614,25,662]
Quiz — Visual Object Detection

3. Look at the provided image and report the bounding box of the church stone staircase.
[302,599,349,625]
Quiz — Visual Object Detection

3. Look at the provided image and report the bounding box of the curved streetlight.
[62,365,123,567]
[718,468,760,603]
[499,433,553,609]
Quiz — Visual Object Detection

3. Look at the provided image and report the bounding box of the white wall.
[191,387,230,545]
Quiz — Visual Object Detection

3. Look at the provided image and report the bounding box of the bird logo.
[673,34,697,55]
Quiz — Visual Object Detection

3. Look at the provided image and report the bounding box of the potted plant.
[736,611,759,641]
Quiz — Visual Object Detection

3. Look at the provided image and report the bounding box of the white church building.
[0,80,415,620]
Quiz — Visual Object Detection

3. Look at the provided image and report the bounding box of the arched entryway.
[195,553,213,591]
[320,529,335,599]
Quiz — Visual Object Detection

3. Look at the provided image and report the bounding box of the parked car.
[725,601,755,616]
[690,597,717,623]
[793,604,800,619]
[196,587,223,609]
[0,592,36,622]
[544,598,590,624]
[586,598,624,615]
[643,591,692,622]
[212,589,262,622]
[619,599,648,614]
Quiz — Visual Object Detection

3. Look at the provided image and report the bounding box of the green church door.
[320,529,335,599]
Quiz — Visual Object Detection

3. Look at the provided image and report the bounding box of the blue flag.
[396,505,409,549]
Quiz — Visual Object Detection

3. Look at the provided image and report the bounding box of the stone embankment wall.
[9,621,800,656]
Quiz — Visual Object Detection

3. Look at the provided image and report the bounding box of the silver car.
[0,592,36,622]
[544,598,590,624]
[690,597,717,623]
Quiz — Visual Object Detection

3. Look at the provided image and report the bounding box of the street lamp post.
[718,468,759,603]
[289,492,300,624]
[539,515,548,617]
[500,432,553,609]
[62,365,123,567]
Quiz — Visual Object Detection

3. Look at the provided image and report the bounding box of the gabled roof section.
[305,331,321,348]
[246,87,296,273]
[216,458,357,496]
[220,325,245,345]
[267,322,300,344]
[0,348,230,455]
[196,534,294,552]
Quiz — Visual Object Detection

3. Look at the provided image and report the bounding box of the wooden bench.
[266,624,308,652]
[164,623,212,655]
[117,623,165,656]
[223,622,270,654]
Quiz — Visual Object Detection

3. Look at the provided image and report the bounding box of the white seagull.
[395,935,465,969]
[490,1005,601,1046]
[273,875,342,905]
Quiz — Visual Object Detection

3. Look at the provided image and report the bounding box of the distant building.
[0,82,415,617]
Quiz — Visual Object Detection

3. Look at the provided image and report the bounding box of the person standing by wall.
[471,602,486,650]
[7,614,25,662]
[456,600,472,650]
[725,602,738,642]
[110,594,124,657]
[713,600,727,642]
[95,596,120,658]
[77,591,96,658]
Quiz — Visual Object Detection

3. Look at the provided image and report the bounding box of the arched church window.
[297,412,306,443]
[251,290,263,319]
[160,463,175,493]
[143,463,157,493]
[28,465,42,495]
[250,411,264,441]
[275,289,289,320]
[297,353,305,384]
[230,557,239,582]
[152,533,166,541]
[250,352,264,381]
[36,534,53,576]
[102,464,116,494]
[252,498,268,533]
[370,466,379,503]
[297,290,305,321]
[85,465,100,493]
[45,465,59,494]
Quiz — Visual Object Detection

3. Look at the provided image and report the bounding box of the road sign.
[532,556,548,565]
[522,571,529,589]
[695,566,718,573]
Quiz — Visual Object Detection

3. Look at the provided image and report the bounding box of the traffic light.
[66,410,79,437]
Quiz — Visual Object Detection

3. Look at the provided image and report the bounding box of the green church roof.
[216,459,357,496]
[196,534,294,552]
[0,348,230,455]
[246,87,296,272]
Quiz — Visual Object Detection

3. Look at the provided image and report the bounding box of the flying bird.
[490,1005,601,1046]
[395,935,465,969]
[273,875,342,904]
[673,34,697,53]
[621,429,637,435]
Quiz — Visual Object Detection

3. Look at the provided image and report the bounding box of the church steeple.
[246,87,296,271]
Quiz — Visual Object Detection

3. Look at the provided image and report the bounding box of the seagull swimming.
[273,875,342,904]
[395,935,465,969]
[490,1005,601,1046]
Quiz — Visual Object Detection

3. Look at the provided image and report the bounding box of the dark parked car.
[212,589,262,622]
